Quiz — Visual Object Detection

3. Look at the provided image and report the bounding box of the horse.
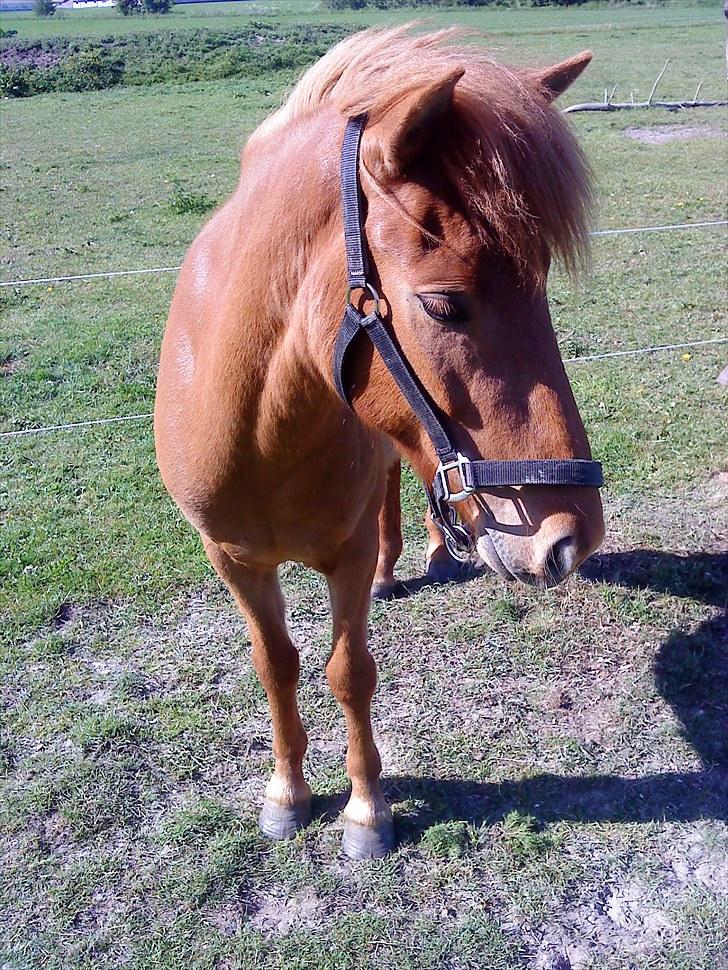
[154,26,606,859]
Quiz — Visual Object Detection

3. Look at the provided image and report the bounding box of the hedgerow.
[323,0,588,7]
[0,22,352,98]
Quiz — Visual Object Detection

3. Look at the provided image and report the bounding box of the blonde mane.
[256,25,591,276]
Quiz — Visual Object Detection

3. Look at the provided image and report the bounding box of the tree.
[115,0,173,13]
[33,0,56,16]
[115,0,141,14]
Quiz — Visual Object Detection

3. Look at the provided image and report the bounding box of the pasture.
[1,3,727,968]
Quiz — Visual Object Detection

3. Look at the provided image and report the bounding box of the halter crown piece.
[332,115,603,559]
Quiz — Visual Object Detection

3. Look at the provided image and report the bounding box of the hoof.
[259,799,311,841]
[426,552,467,585]
[371,579,398,601]
[341,818,395,860]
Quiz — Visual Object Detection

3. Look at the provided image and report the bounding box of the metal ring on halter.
[444,523,472,563]
[346,282,381,317]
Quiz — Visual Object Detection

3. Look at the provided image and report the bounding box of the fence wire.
[1,220,726,289]
[2,337,726,441]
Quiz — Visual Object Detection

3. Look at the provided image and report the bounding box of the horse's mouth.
[476,528,566,589]
[475,529,516,581]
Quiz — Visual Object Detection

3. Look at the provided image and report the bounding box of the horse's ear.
[527,50,592,101]
[369,67,465,177]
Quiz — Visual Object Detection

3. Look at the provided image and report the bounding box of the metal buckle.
[346,282,381,317]
[436,452,474,503]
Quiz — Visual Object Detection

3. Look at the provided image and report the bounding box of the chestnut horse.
[155,27,605,858]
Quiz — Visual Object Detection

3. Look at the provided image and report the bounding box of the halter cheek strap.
[332,115,603,556]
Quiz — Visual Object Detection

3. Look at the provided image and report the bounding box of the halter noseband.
[332,115,603,559]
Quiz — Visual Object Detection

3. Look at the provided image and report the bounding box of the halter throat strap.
[332,116,603,552]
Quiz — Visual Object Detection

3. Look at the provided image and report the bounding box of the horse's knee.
[326,647,377,708]
[251,636,300,693]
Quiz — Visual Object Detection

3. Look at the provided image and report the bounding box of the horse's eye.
[417,292,469,325]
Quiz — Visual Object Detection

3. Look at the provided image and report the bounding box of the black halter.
[332,115,603,558]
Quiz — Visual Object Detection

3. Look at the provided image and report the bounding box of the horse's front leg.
[326,514,394,859]
[203,538,312,839]
[373,458,468,592]
[371,458,403,599]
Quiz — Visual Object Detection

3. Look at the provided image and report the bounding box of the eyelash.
[418,294,467,324]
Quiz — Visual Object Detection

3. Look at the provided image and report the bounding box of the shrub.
[0,24,352,98]
[144,0,174,11]
[324,0,498,7]
[324,0,592,6]
[59,47,123,91]
[0,65,32,97]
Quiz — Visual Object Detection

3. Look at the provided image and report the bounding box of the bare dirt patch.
[532,826,728,969]
[249,887,325,937]
[532,875,677,970]
[624,124,726,144]
[668,827,728,896]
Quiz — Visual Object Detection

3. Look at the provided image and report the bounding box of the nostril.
[545,535,577,584]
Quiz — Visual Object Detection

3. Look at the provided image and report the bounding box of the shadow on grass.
[580,549,728,609]
[386,761,727,844]
[376,561,486,600]
[582,548,727,771]
[383,550,728,837]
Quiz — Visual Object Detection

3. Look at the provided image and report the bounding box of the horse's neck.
[239,110,341,301]
[225,112,347,446]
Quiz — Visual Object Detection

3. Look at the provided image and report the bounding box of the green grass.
[0,0,722,42]
[1,4,727,968]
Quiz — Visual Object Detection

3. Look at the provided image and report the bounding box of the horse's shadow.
[377,560,484,599]
[318,550,728,836]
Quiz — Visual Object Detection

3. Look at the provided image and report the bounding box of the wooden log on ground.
[563,99,728,114]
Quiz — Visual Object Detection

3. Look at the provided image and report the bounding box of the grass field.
[1,3,727,968]
[0,1,722,40]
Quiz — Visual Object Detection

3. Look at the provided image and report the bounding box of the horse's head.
[344,44,604,586]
